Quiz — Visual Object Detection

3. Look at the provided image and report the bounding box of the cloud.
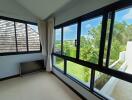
[85,24,91,28]
[64,27,71,32]
[55,29,61,36]
[123,8,132,20]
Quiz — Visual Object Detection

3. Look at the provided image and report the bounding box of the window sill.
[0,51,42,56]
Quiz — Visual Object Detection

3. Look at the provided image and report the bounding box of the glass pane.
[27,24,40,51]
[80,16,103,64]
[16,22,27,52]
[54,29,61,54]
[109,7,132,75]
[67,61,91,86]
[63,24,77,58]
[94,71,132,100]
[54,56,64,71]
[0,19,16,53]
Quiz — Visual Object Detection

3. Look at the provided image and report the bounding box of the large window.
[67,61,91,86]
[94,71,132,100]
[16,22,27,52]
[53,1,132,100]
[0,19,16,53]
[0,18,41,54]
[63,24,77,58]
[27,24,40,51]
[54,28,61,54]
[108,7,132,75]
[80,16,103,64]
[53,56,64,71]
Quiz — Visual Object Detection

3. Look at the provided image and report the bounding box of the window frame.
[53,0,132,99]
[0,16,41,56]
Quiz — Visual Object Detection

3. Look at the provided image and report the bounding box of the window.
[109,7,132,75]
[27,24,40,51]
[53,56,64,71]
[53,1,132,100]
[80,16,103,64]
[63,24,77,58]
[94,71,132,100]
[54,28,61,54]
[0,19,16,53]
[67,61,91,86]
[0,17,41,55]
[16,22,27,52]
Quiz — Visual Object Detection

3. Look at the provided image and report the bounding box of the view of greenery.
[54,7,132,89]
[67,61,91,83]
[80,17,102,64]
[54,57,64,71]
[63,24,77,58]
[54,29,61,53]
[63,41,76,57]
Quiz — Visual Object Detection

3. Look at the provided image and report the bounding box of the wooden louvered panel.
[15,22,27,52]
[0,19,16,53]
[27,24,40,51]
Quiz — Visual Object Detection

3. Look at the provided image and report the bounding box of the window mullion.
[64,59,67,74]
[76,20,81,59]
[105,11,115,67]
[25,24,29,52]
[14,21,18,52]
[90,69,95,91]
[61,27,63,55]
[98,14,108,67]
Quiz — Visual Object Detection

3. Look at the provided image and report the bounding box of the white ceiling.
[16,0,71,19]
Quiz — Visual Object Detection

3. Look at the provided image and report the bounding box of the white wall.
[55,0,118,25]
[0,53,43,78]
[0,0,43,79]
[0,0,36,22]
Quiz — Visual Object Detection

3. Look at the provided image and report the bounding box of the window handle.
[75,39,77,47]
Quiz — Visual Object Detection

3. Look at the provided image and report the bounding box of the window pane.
[0,19,16,53]
[63,24,77,58]
[94,71,132,100]
[109,7,132,75]
[67,61,91,86]
[53,56,64,71]
[80,16,103,64]
[27,24,40,51]
[54,29,61,54]
[16,22,27,52]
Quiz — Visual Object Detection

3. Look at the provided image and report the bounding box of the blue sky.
[116,8,132,24]
[56,7,132,40]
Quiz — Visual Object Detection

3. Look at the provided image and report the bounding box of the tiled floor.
[0,72,81,100]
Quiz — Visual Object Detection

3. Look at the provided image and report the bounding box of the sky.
[56,7,132,40]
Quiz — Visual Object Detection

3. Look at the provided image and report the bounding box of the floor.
[0,72,81,100]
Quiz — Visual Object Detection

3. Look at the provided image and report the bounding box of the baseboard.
[51,71,87,100]
[0,74,20,81]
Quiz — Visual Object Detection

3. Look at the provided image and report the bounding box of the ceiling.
[16,0,71,20]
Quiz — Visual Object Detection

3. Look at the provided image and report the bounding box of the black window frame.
[0,16,42,56]
[53,0,132,99]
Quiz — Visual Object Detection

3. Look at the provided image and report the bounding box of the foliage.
[80,24,102,64]
[55,20,132,85]
[63,41,76,57]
